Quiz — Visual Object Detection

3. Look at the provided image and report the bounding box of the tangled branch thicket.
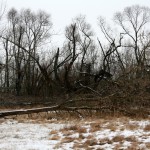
[0,5,150,117]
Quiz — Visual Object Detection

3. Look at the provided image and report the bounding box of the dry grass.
[0,119,6,124]
[73,142,89,149]
[112,135,125,143]
[49,130,58,135]
[61,130,73,136]
[126,123,139,131]
[77,126,87,133]
[144,124,150,131]
[53,143,62,149]
[99,137,112,145]
[64,125,78,131]
[60,124,87,134]
[61,136,75,143]
[114,143,122,149]
[71,132,98,148]
[78,133,86,140]
[2,115,150,149]
[128,143,142,150]
[125,135,137,142]
[90,122,101,132]
[146,142,150,149]
[84,138,98,146]
[49,135,61,140]
[107,124,118,132]
[86,134,94,139]
[105,122,117,131]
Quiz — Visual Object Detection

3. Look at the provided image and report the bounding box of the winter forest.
[0,2,150,149]
[0,4,150,113]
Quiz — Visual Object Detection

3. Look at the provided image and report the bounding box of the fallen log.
[0,104,138,118]
[0,96,148,118]
[0,105,60,118]
[0,101,55,107]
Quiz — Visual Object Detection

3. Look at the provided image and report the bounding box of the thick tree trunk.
[0,105,59,118]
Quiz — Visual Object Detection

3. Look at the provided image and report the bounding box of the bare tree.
[6,8,25,95]
[97,17,125,78]
[63,23,80,91]
[114,5,150,69]
[20,9,52,95]
[74,15,94,72]
[1,8,54,95]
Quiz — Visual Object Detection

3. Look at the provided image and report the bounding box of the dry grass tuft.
[60,125,87,134]
[144,124,150,131]
[0,119,5,124]
[73,142,89,149]
[53,143,62,149]
[65,125,78,131]
[77,126,87,133]
[49,135,60,140]
[60,125,78,132]
[49,130,58,135]
[127,142,140,150]
[86,134,94,139]
[90,122,101,132]
[61,130,72,136]
[112,135,124,142]
[126,123,139,131]
[78,133,86,140]
[125,135,137,142]
[84,138,98,146]
[146,142,150,149]
[99,137,112,145]
[61,137,75,143]
[106,123,117,131]
[114,143,122,149]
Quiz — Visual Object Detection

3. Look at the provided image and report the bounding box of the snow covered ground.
[0,117,150,150]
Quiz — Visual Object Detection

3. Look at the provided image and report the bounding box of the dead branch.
[77,81,102,96]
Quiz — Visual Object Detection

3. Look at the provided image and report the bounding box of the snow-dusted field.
[0,117,150,150]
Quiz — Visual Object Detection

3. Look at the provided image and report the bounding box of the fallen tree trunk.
[0,105,139,118]
[0,101,55,107]
[0,105,60,118]
[0,97,149,118]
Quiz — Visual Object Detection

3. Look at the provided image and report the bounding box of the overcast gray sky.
[5,0,150,46]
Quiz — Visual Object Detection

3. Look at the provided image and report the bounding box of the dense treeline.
[0,4,150,104]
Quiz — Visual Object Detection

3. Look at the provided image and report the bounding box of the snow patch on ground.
[0,118,150,149]
[0,119,64,150]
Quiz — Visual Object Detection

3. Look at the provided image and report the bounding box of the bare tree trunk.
[4,39,9,92]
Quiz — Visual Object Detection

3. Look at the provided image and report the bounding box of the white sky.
[4,0,150,46]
